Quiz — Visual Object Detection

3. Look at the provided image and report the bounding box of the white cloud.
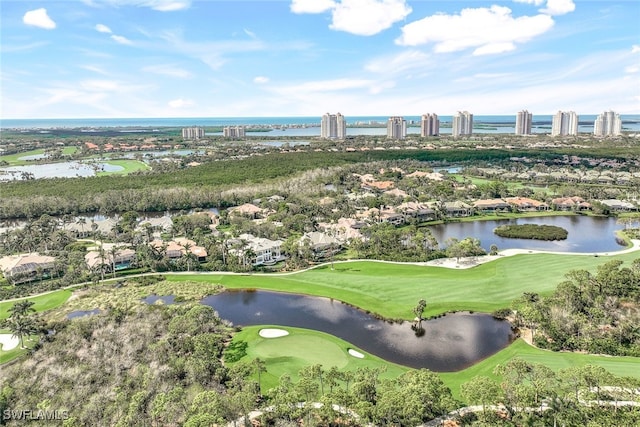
[365,50,431,74]
[253,76,270,84]
[513,0,545,5]
[111,35,133,45]
[142,64,192,78]
[272,78,376,96]
[96,0,191,11]
[290,0,336,14]
[168,98,193,108]
[330,0,412,36]
[80,65,110,75]
[625,66,639,74]
[396,5,554,56]
[539,0,575,16]
[80,80,122,92]
[95,24,112,33]
[473,42,517,56]
[632,45,640,53]
[23,8,56,30]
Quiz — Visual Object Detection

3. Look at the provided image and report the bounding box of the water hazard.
[202,290,514,372]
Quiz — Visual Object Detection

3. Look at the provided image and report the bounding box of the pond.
[428,215,625,253]
[201,290,514,372]
[67,309,101,319]
[0,161,123,180]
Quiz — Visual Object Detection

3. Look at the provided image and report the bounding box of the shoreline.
[423,239,640,270]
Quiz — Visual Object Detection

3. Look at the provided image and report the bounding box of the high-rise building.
[386,116,407,140]
[594,111,622,136]
[223,126,246,138]
[320,112,346,139]
[182,126,205,140]
[420,114,439,137]
[551,111,578,136]
[515,110,533,135]
[452,111,473,137]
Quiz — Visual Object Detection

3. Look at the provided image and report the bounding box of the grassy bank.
[0,289,72,320]
[97,159,150,176]
[440,339,640,401]
[228,326,640,403]
[228,325,408,393]
[166,250,640,321]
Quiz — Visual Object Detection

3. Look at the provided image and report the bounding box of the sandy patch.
[424,239,640,270]
[0,334,19,351]
[259,328,290,338]
[348,348,364,359]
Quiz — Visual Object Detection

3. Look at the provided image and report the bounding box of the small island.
[494,224,568,241]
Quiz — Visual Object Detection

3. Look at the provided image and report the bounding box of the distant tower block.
[515,110,532,135]
[594,111,622,136]
[182,126,205,139]
[223,126,246,138]
[551,111,578,136]
[420,114,439,136]
[387,116,407,140]
[452,111,473,137]
[321,112,346,139]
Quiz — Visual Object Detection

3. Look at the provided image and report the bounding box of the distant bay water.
[2,115,639,135]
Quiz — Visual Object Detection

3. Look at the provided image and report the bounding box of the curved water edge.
[428,215,627,253]
[201,290,515,372]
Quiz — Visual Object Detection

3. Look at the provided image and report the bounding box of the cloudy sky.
[1,0,639,118]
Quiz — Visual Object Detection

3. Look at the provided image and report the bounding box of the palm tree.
[8,300,36,318]
[109,245,120,278]
[6,316,36,349]
[254,358,267,396]
[76,217,87,237]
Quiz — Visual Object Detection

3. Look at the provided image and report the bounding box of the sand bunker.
[348,348,365,359]
[0,334,19,351]
[259,328,290,338]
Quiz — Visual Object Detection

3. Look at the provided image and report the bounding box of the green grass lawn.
[228,325,408,393]
[96,159,150,176]
[228,327,640,402]
[166,250,640,321]
[0,329,38,364]
[0,149,46,166]
[440,339,640,401]
[0,289,72,320]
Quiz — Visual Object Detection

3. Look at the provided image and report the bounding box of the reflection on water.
[67,309,101,319]
[428,215,625,252]
[201,290,514,371]
[0,161,124,180]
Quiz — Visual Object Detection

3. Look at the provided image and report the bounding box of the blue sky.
[1,0,639,118]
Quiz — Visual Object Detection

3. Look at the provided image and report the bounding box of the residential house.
[505,197,550,211]
[397,202,437,222]
[227,234,285,266]
[428,201,474,218]
[228,203,265,219]
[362,180,395,192]
[317,218,365,243]
[0,253,56,284]
[300,231,342,259]
[406,171,444,181]
[65,218,117,238]
[600,199,638,212]
[150,238,208,262]
[473,199,511,213]
[551,196,592,211]
[85,246,136,272]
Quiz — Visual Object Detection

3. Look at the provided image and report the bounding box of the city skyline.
[1,1,639,119]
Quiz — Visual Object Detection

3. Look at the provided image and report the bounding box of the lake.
[428,215,625,253]
[201,290,514,371]
[0,161,123,181]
